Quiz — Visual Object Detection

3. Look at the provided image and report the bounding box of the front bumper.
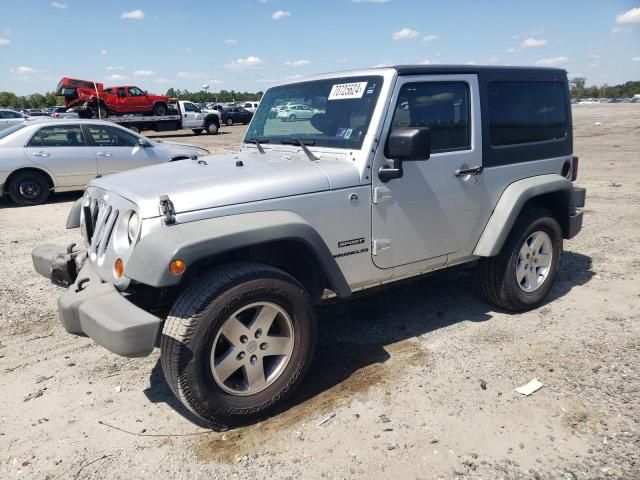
[32,245,161,357]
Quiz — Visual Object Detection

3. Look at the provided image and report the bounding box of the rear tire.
[478,208,562,311]
[93,105,108,119]
[226,118,233,127]
[7,170,51,206]
[161,262,316,429]
[288,114,296,122]
[192,129,203,135]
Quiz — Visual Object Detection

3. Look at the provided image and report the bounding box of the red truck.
[56,77,169,118]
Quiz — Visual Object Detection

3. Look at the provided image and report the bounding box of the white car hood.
[90,149,360,218]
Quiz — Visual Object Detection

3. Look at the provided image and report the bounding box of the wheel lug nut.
[237,352,245,360]
[240,335,248,344]
[250,355,257,365]
[260,342,268,350]
[255,329,262,339]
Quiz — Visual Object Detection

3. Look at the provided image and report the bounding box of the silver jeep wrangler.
[33,65,585,428]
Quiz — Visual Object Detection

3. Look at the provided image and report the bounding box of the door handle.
[96,152,113,157]
[454,166,483,177]
[32,151,50,157]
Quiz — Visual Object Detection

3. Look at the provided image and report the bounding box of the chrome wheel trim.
[516,230,553,293]
[210,302,295,396]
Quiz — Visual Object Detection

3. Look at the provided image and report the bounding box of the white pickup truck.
[107,100,221,136]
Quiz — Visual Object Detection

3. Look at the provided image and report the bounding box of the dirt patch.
[194,339,428,463]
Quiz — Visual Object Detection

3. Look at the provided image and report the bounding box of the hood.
[90,149,360,218]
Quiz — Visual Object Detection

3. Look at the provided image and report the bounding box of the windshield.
[0,123,28,141]
[245,75,383,149]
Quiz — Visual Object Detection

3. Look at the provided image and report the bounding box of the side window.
[86,125,139,147]
[488,81,567,146]
[117,88,126,98]
[0,111,7,119]
[28,125,86,147]
[6,111,22,118]
[184,103,197,112]
[390,82,471,153]
[128,87,144,97]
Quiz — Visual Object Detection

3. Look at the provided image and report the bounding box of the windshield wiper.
[245,136,268,154]
[280,138,318,162]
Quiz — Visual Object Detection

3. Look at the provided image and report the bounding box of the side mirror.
[138,137,152,148]
[379,127,431,182]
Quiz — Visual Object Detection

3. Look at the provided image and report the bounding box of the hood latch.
[159,195,176,225]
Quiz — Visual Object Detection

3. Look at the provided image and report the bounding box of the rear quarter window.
[488,81,568,146]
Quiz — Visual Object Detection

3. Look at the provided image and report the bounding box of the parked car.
[241,101,260,113]
[56,77,170,119]
[0,109,30,131]
[220,106,253,126]
[27,109,50,117]
[276,103,318,121]
[50,106,80,119]
[0,118,209,205]
[31,65,585,428]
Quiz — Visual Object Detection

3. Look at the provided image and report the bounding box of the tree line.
[570,79,640,99]
[0,88,263,109]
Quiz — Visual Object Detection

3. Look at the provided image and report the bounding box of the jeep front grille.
[86,201,120,259]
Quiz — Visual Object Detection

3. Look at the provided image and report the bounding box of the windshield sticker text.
[328,82,368,101]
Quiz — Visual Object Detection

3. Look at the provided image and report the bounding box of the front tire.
[7,170,51,206]
[161,262,317,428]
[478,208,562,311]
[206,122,219,135]
[288,114,296,122]
[226,118,233,127]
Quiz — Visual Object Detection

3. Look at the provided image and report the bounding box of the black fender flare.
[125,211,351,298]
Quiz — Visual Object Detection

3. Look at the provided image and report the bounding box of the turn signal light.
[169,259,186,276]
[114,258,124,279]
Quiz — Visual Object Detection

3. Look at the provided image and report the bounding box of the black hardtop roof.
[391,64,567,80]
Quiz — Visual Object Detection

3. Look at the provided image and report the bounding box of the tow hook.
[159,195,176,225]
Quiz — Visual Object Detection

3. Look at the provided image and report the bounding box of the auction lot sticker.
[328,82,368,100]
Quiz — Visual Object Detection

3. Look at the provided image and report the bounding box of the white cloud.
[285,59,310,67]
[535,56,569,66]
[616,7,640,24]
[133,70,155,76]
[465,61,477,65]
[284,74,304,81]
[224,38,238,45]
[351,0,391,3]
[51,2,67,8]
[418,59,439,65]
[371,62,392,68]
[611,26,631,34]
[272,10,291,20]
[108,74,127,81]
[486,57,500,65]
[521,37,547,48]
[632,56,640,62]
[121,10,145,20]
[177,71,205,79]
[0,37,10,46]
[185,47,192,52]
[106,66,124,71]
[154,78,172,84]
[10,66,37,74]
[224,56,264,70]
[392,28,419,40]
[512,27,544,39]
[506,48,519,54]
[421,34,438,43]
[336,57,349,64]
[258,0,268,3]
[100,49,107,55]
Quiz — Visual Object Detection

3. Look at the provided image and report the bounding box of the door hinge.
[372,239,391,256]
[372,186,392,204]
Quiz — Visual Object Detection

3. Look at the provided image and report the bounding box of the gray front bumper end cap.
[32,243,82,287]
[58,278,161,358]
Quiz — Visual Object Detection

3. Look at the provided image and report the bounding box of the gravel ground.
[0,106,639,479]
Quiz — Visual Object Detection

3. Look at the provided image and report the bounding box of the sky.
[0,0,639,96]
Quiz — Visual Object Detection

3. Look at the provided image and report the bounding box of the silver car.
[0,118,209,205]
[0,108,30,132]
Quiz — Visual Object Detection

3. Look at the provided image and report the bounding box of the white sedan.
[276,104,318,122]
[0,118,209,206]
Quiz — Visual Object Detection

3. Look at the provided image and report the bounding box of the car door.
[127,87,147,111]
[182,102,203,128]
[24,124,97,187]
[371,74,492,269]
[83,124,160,176]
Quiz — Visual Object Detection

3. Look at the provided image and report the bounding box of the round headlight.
[127,211,140,243]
